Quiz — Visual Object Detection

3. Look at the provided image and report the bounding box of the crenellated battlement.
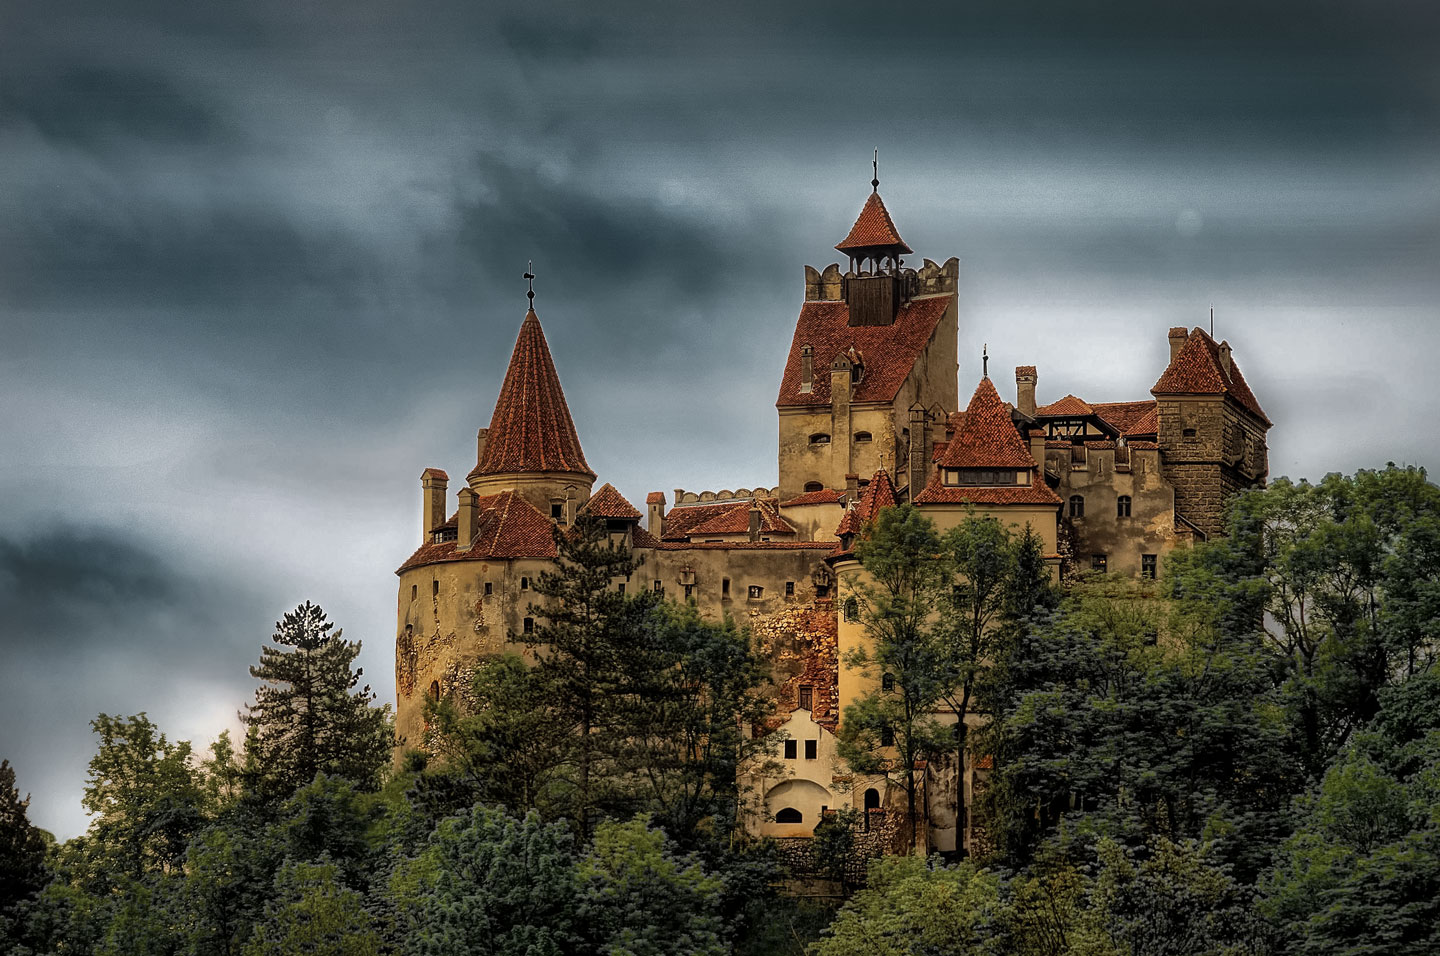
[671,486,780,506]
[804,257,958,302]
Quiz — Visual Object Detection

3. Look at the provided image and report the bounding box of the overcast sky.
[2,0,1436,839]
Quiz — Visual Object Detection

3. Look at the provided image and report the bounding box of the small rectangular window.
[617,583,625,594]
[484,582,492,596]
[784,739,797,760]
[722,578,731,598]
[1141,554,1157,579]
[654,580,663,593]
[1092,554,1108,573]
[880,725,894,747]
[748,585,764,599]
[785,581,795,597]
[805,740,817,760]
[684,584,694,600]
[798,685,813,711]
[523,617,534,634]
[551,503,563,519]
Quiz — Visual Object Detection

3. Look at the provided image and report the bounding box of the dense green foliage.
[3,465,1437,956]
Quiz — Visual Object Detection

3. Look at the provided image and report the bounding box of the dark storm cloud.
[0,524,268,836]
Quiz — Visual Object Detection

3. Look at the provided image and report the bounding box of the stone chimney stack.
[1015,366,1037,418]
[646,492,666,537]
[908,403,929,496]
[421,469,448,545]
[748,501,762,542]
[845,473,860,499]
[1168,327,1189,364]
[456,487,478,552]
[1218,342,1232,380]
[800,345,814,394]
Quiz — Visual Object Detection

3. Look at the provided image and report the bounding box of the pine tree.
[0,759,48,915]
[242,602,392,801]
[524,516,660,837]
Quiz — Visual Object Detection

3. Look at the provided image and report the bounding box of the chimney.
[456,487,478,552]
[647,491,666,537]
[908,403,929,495]
[1168,327,1188,364]
[475,428,489,470]
[830,354,852,408]
[845,473,860,499]
[421,469,448,545]
[1218,341,1232,380]
[1015,366,1037,418]
[1029,430,1046,470]
[800,345,814,394]
[748,501,762,542]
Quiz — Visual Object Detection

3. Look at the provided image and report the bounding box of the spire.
[872,147,880,192]
[835,155,912,257]
[936,377,1036,470]
[470,308,594,481]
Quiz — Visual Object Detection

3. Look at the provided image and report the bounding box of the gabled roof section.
[835,469,898,537]
[935,378,1038,470]
[835,191,913,255]
[780,489,846,507]
[688,499,795,537]
[397,491,558,571]
[1092,400,1157,435]
[580,483,642,521]
[471,309,595,480]
[1035,394,1095,418]
[777,296,950,407]
[1152,328,1269,424]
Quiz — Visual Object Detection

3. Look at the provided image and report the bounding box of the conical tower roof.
[835,191,912,256]
[471,309,594,480]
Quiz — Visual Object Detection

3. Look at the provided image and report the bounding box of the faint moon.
[1176,208,1203,237]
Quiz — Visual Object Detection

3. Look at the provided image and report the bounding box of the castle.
[394,173,1270,854]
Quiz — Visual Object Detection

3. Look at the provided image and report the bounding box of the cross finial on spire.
[983,343,989,378]
[524,261,535,308]
[872,147,880,192]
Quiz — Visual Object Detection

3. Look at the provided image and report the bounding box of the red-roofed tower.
[468,307,596,520]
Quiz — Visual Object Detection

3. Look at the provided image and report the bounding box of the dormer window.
[809,433,831,445]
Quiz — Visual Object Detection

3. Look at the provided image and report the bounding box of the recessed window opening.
[803,481,824,493]
[775,807,802,823]
[551,503,563,520]
[854,431,872,443]
[432,580,439,597]
[882,672,895,692]
[523,617,534,634]
[722,578,731,598]
[844,597,860,622]
[684,584,694,600]
[1069,495,1085,518]
[748,585,764,599]
[1142,554,1157,579]
[809,433,831,445]
[805,740,817,760]
[1092,554,1108,573]
[484,582,492,596]
[427,680,440,700]
[617,583,625,594]
[520,576,530,590]
[881,725,895,747]
[798,685,813,711]
[1117,495,1132,518]
[411,585,417,600]
[654,580,663,593]
[1182,427,1197,438]
[785,581,795,597]
[784,739,797,759]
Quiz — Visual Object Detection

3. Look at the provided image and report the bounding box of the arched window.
[844,597,860,622]
[881,672,895,692]
[427,680,440,700]
[411,584,417,600]
[863,788,880,810]
[809,433,831,445]
[803,481,824,493]
[1069,495,1085,518]
[1117,495,1132,518]
[775,807,803,823]
[854,431,872,443]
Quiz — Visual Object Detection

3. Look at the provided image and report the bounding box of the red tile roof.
[935,378,1037,470]
[688,498,796,537]
[780,489,846,507]
[776,296,951,407]
[645,491,666,504]
[835,191,912,255]
[421,467,449,481]
[835,469,898,537]
[1126,406,1159,436]
[657,541,837,551]
[580,483,642,520]
[1035,394,1094,417]
[913,476,1063,506]
[397,491,558,571]
[630,526,662,549]
[660,502,741,541]
[1091,400,1156,434]
[1152,328,1269,424]
[470,309,595,481]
